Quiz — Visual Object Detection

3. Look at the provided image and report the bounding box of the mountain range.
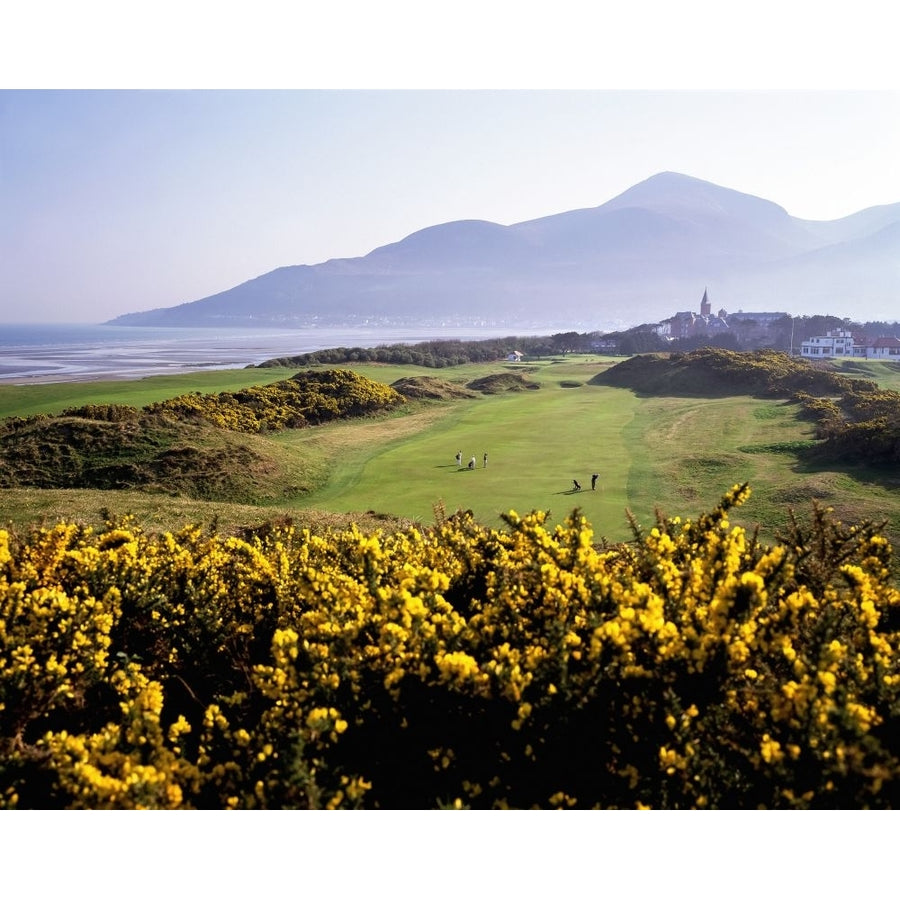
[109,172,900,331]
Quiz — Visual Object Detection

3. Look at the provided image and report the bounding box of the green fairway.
[267,356,643,540]
[289,375,639,538]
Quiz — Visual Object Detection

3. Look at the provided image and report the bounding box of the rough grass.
[0,410,322,504]
[1,370,406,505]
[390,376,480,400]
[0,488,416,537]
[466,372,539,393]
[623,394,900,544]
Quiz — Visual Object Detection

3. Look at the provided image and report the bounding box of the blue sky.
[2,6,899,324]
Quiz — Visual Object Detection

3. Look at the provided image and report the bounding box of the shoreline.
[0,323,557,386]
[0,363,259,387]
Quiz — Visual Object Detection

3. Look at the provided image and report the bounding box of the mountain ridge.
[109,172,900,329]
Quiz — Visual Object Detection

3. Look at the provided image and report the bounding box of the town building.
[799,331,900,360]
[639,290,898,360]
[867,336,900,359]
[655,289,786,341]
[799,330,857,359]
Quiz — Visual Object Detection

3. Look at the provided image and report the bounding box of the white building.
[800,330,857,359]
[799,330,900,360]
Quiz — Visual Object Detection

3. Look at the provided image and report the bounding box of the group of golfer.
[456,450,487,470]
[455,449,598,491]
[572,473,599,491]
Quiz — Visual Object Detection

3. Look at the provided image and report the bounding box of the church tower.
[700,288,711,317]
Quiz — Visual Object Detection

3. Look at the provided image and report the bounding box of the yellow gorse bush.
[1,484,898,809]
[147,369,405,434]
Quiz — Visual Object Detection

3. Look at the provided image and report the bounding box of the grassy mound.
[467,372,539,394]
[596,349,900,467]
[596,348,900,466]
[390,376,479,400]
[0,410,305,502]
[593,348,869,397]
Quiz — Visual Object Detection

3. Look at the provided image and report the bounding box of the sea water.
[0,323,538,383]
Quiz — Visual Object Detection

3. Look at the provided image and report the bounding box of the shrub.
[2,486,898,808]
[148,369,405,434]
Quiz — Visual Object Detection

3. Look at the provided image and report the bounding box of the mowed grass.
[2,354,900,545]
[281,359,637,537]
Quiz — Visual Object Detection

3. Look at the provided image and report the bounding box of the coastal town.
[592,289,900,358]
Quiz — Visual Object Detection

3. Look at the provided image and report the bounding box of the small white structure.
[506,351,524,362]
[800,330,855,359]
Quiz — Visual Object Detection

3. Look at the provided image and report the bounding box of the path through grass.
[624,393,900,543]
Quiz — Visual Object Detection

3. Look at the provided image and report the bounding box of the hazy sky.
[2,7,899,324]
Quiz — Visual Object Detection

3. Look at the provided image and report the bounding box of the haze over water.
[0,323,541,384]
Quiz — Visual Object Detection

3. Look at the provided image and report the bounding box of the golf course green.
[2,354,899,546]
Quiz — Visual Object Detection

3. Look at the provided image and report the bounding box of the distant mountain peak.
[108,173,900,329]
[603,171,790,220]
